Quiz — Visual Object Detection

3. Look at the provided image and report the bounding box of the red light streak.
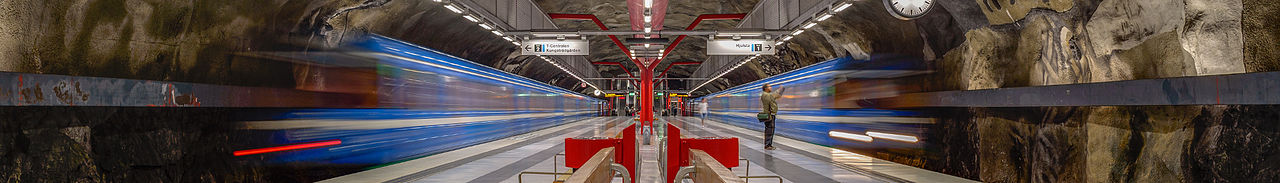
[233,139,342,156]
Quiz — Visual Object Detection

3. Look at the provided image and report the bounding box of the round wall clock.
[883,0,934,20]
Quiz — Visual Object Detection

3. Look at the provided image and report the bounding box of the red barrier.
[665,123,683,183]
[620,124,637,183]
[566,123,736,183]
[664,123,740,183]
[684,137,739,168]
[564,137,620,168]
[563,124,636,183]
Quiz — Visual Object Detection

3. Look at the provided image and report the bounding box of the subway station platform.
[318,116,971,183]
[4,0,1276,182]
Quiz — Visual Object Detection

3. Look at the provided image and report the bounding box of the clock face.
[883,0,933,20]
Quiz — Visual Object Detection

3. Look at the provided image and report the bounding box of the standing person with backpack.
[757,83,785,150]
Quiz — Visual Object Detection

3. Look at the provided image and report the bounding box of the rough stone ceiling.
[19,0,1257,97]
[528,0,958,94]
[533,0,760,88]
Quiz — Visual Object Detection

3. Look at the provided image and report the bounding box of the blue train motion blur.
[240,35,602,165]
[694,55,933,150]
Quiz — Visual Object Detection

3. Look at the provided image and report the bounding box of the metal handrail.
[659,140,668,183]
[554,153,565,172]
[518,171,574,183]
[672,166,697,182]
[740,176,783,183]
[610,163,633,183]
[739,158,751,177]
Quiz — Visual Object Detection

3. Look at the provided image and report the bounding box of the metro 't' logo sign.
[708,39,775,55]
[520,39,590,56]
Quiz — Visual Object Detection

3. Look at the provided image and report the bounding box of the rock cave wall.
[0,0,1277,182]
[744,0,1279,182]
[0,0,587,182]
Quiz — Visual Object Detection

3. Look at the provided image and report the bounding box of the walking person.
[699,100,709,125]
[757,83,785,150]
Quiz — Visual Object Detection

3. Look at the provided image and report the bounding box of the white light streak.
[866,131,919,143]
[829,131,874,142]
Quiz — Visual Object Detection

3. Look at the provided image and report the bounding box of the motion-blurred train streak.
[695,55,933,152]
[233,35,602,165]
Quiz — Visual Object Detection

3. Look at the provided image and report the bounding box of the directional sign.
[522,39,589,55]
[707,39,776,55]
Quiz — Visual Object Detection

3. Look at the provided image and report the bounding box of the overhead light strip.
[540,56,602,92]
[438,2,522,50]
[443,4,464,14]
[430,2,598,94]
[696,57,849,98]
[690,55,759,93]
[371,36,587,96]
[833,3,852,12]
[772,1,849,46]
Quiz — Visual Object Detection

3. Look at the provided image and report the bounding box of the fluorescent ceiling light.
[791,29,804,35]
[691,56,754,92]
[644,0,653,8]
[829,131,873,142]
[539,56,600,91]
[816,14,833,21]
[782,36,793,41]
[644,27,652,33]
[479,24,493,30]
[866,131,919,143]
[644,16,652,23]
[645,44,651,48]
[775,41,784,45]
[510,41,520,45]
[444,4,463,14]
[463,15,480,22]
[491,30,503,36]
[502,37,514,41]
[834,3,851,12]
[803,22,817,29]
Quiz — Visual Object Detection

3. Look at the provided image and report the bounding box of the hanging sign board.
[522,39,590,55]
[707,39,776,55]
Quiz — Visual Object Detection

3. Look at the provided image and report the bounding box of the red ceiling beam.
[652,14,745,90]
[592,61,640,85]
[656,62,700,86]
[658,62,700,78]
[592,62,636,79]
[548,14,644,67]
[657,13,747,66]
[627,0,669,68]
[551,13,745,92]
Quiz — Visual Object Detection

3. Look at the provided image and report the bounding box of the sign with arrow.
[521,39,590,56]
[707,39,776,55]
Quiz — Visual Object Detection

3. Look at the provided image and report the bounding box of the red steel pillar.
[639,67,654,129]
